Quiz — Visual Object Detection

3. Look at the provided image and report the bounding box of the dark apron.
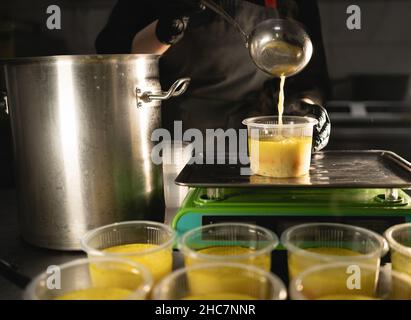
[160,0,279,135]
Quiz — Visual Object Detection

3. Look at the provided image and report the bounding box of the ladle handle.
[201,0,249,43]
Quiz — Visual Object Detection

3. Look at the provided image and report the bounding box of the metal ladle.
[201,0,313,77]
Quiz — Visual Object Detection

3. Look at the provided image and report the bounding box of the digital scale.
[172,151,411,239]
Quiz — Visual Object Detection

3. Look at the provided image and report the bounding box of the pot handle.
[136,78,191,105]
[0,91,8,115]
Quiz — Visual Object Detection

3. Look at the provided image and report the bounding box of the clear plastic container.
[152,262,287,300]
[162,141,193,208]
[281,223,388,280]
[290,262,411,300]
[23,257,152,300]
[242,116,317,178]
[81,221,176,283]
[178,223,279,271]
[384,223,411,276]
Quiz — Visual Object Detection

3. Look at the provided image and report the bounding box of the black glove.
[257,83,331,152]
[285,99,331,152]
[156,0,205,45]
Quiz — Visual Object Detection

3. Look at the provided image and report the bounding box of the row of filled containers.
[25,221,411,300]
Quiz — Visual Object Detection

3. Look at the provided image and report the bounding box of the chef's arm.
[132,13,191,54]
[131,21,170,54]
[96,0,202,54]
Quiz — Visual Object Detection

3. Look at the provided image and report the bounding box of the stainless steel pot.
[2,54,190,250]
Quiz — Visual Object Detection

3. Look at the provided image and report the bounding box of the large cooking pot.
[1,55,190,250]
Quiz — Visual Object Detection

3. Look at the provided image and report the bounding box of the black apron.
[160,0,279,135]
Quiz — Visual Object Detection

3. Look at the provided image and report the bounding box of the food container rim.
[280,222,389,260]
[384,223,411,256]
[80,220,176,258]
[178,222,279,261]
[242,116,318,129]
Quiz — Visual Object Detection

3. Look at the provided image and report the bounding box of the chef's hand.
[156,0,205,45]
[284,98,331,152]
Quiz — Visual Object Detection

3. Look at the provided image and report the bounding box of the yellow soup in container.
[179,223,278,271]
[243,116,317,178]
[23,258,152,300]
[290,262,411,300]
[384,223,411,277]
[152,263,287,300]
[81,221,176,284]
[281,223,388,280]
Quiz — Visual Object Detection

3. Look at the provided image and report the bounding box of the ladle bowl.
[201,0,313,77]
[248,19,313,77]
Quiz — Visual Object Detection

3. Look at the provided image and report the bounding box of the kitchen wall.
[1,0,410,90]
[0,0,115,56]
[319,0,411,100]
[1,0,410,99]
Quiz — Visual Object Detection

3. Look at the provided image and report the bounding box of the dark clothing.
[96,0,329,133]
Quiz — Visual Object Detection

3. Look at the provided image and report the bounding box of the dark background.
[1,0,411,188]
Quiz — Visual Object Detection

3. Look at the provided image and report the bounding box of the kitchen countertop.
[0,189,84,299]
[0,189,290,300]
[0,189,187,300]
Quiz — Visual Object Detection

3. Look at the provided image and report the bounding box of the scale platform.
[172,151,411,239]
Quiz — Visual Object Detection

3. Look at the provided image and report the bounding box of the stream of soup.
[278,75,286,125]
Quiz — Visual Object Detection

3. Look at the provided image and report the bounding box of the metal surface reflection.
[4,55,190,250]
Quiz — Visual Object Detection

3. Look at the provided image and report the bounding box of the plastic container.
[242,116,317,178]
[281,223,388,280]
[152,262,287,300]
[24,257,152,300]
[384,223,411,276]
[290,262,411,300]
[81,221,176,283]
[162,141,193,208]
[179,223,279,271]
